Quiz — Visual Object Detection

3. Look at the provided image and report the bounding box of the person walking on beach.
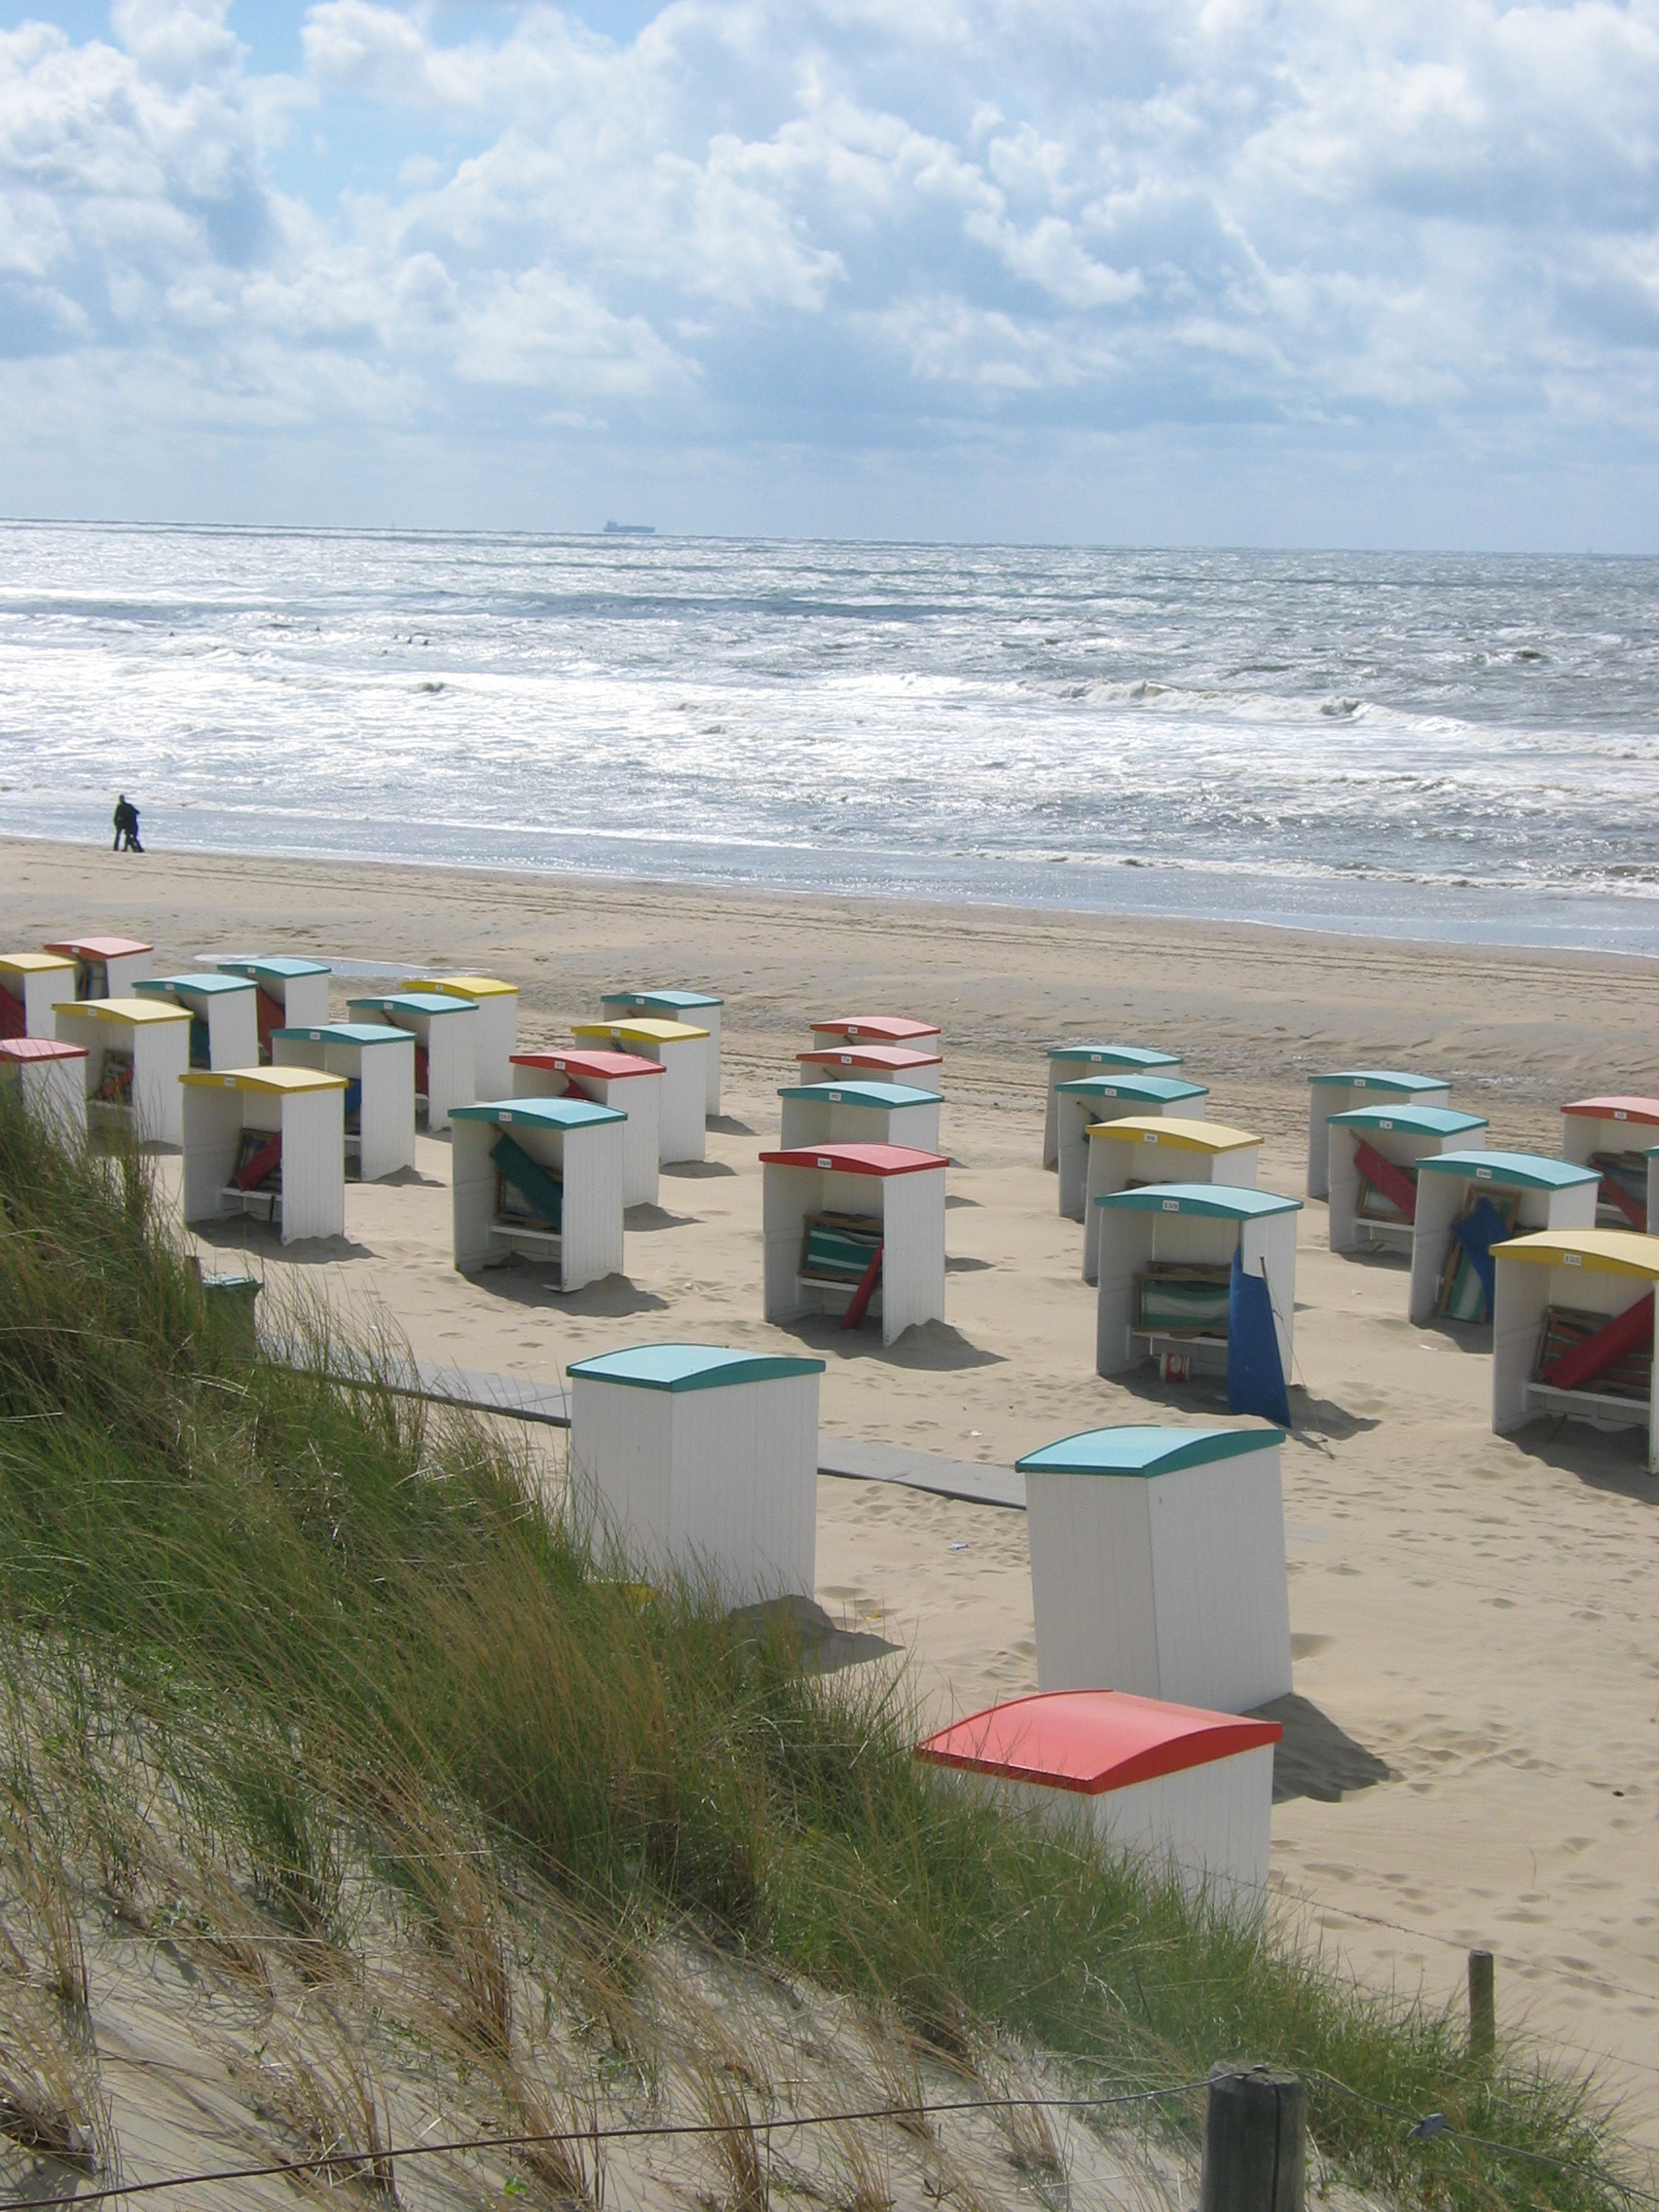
[112,793,143,852]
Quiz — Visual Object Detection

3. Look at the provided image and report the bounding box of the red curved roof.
[0,1037,87,1061]
[812,1015,941,1043]
[916,1690,1280,1794]
[44,937,152,960]
[797,1044,942,1072]
[759,1142,947,1177]
[511,1050,662,1081]
[1562,1096,1659,1124]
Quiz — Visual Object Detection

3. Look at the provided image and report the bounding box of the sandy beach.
[8,832,1659,2148]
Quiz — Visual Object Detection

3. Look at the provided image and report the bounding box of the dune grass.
[0,1091,1642,2212]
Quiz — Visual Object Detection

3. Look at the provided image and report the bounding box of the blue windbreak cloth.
[1450,1194,1509,1315]
[343,1078,362,1124]
[1227,1248,1291,1428]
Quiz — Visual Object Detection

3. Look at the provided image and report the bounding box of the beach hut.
[53,997,189,1146]
[0,953,76,1039]
[44,936,153,1001]
[810,1014,940,1062]
[915,1690,1281,1908]
[1094,1184,1300,1382]
[1082,1119,1261,1283]
[1306,1069,1452,1199]
[1559,1097,1659,1231]
[1055,1074,1209,1222]
[777,1080,941,1156]
[180,1067,347,1244]
[513,1049,663,1207]
[1410,1151,1600,1327]
[347,991,476,1132]
[215,957,331,1056]
[760,1141,947,1346]
[0,1038,88,1137]
[571,1018,709,1165]
[451,1096,626,1293]
[602,991,724,1116]
[1493,1229,1659,1473]
[403,976,520,1099]
[1327,1104,1490,1257]
[794,1042,942,1096]
[567,1345,826,1604]
[272,1023,417,1183]
[1043,1045,1183,1169]
[134,974,259,1073]
[1016,1425,1291,1711]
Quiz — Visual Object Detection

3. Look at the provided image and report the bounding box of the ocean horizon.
[5,520,1658,958]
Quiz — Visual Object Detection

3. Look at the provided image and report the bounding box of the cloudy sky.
[1,0,1656,545]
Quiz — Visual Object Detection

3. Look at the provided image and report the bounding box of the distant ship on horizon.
[603,520,655,535]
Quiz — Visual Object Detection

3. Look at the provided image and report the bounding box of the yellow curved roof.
[402,975,518,999]
[1498,1229,1659,1282]
[55,996,188,1026]
[0,952,74,977]
[571,1018,709,1045]
[1087,1115,1259,1154]
[181,1066,347,1093]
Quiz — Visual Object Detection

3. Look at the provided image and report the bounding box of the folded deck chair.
[1590,1151,1647,1230]
[0,990,24,1042]
[801,1213,884,1284]
[491,1132,562,1233]
[234,1130,282,1193]
[1535,1299,1655,1400]
[92,1052,134,1106]
[1353,1138,1418,1224]
[1134,1263,1232,1334]
[254,990,283,1059]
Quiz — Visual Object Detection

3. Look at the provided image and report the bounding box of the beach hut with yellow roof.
[54,996,189,1145]
[403,976,520,1098]
[1082,1119,1261,1283]
[571,1016,709,1164]
[0,952,76,1039]
[1493,1228,1659,1472]
[348,990,476,1131]
[604,990,724,1116]
[181,1066,347,1244]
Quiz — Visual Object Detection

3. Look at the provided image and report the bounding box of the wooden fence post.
[1199,2066,1306,2212]
[1468,1949,1495,2059]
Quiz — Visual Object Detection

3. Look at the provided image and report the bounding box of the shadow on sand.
[1249,1691,1393,1804]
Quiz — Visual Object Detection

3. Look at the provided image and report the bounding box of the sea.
[3,522,1657,956]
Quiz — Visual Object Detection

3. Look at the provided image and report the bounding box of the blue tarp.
[1450,1194,1509,1317]
[1227,1248,1291,1428]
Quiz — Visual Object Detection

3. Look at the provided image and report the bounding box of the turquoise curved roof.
[1048,1044,1181,1070]
[1328,1104,1487,1136]
[569,1344,824,1391]
[1017,1424,1281,1477]
[776,1080,938,1108]
[1056,1073,1207,1104]
[454,1097,624,1129]
[349,992,475,1017]
[1419,1149,1598,1191]
[1094,1182,1301,1219]
[135,973,252,999]
[274,1023,413,1048]
[603,987,722,1010]
[1309,1070,1448,1091]
[218,956,330,981]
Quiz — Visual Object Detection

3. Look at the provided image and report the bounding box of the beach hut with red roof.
[916,1690,1280,1905]
[1560,1097,1659,1231]
[513,1047,663,1206]
[45,936,152,1001]
[0,1036,88,1136]
[760,1141,947,1345]
[794,1041,942,1095]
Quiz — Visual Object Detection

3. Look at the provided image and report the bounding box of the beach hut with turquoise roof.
[1094,1184,1300,1382]
[1411,1150,1599,1326]
[215,956,331,1053]
[1043,1044,1182,1168]
[273,1021,417,1182]
[451,1095,625,1292]
[1055,1071,1208,1221]
[777,1078,941,1156]
[135,973,259,1073]
[604,990,724,1116]
[349,990,476,1131]
[567,1343,826,1604]
[1306,1067,1451,1199]
[1326,1102,1489,1256]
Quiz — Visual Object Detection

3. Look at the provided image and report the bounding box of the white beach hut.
[809,1015,940,1078]
[513,1049,663,1208]
[1055,1073,1209,1222]
[1016,1425,1291,1711]
[1094,1184,1301,1382]
[181,1067,347,1244]
[1082,1119,1261,1283]
[760,1141,947,1346]
[1559,1097,1659,1231]
[403,976,520,1100]
[134,974,259,1073]
[602,991,724,1117]
[1043,1045,1183,1169]
[348,991,476,1132]
[0,1038,88,1137]
[794,1042,942,1095]
[1493,1228,1659,1473]
[272,1022,417,1183]
[1410,1150,1599,1327]
[54,997,189,1146]
[451,1096,626,1293]
[777,1080,941,1156]
[915,1690,1282,1909]
[571,1018,709,1165]
[215,957,332,1056]
[1327,1103,1490,1256]
[0,953,76,1039]
[1306,1069,1452,1199]
[567,1344,826,1604]
[44,936,153,1002]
